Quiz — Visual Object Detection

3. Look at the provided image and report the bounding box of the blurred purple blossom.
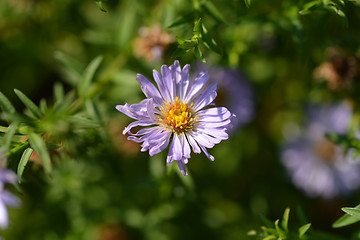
[195,63,254,133]
[281,102,360,199]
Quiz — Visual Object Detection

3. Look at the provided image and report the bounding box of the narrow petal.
[184,72,209,102]
[192,81,218,111]
[1,191,20,207]
[180,134,191,159]
[172,134,183,161]
[180,64,191,100]
[116,99,149,120]
[122,120,154,135]
[167,139,175,163]
[196,127,229,140]
[136,74,163,105]
[146,98,156,122]
[197,107,230,117]
[161,65,175,101]
[153,69,171,101]
[177,159,188,176]
[149,131,171,156]
[185,133,201,154]
[190,132,215,148]
[199,145,215,161]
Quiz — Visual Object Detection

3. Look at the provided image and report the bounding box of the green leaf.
[299,0,322,15]
[39,99,48,114]
[201,24,221,54]
[14,89,42,119]
[298,223,311,238]
[341,207,360,220]
[28,132,52,174]
[194,45,206,63]
[54,82,64,104]
[54,51,84,86]
[274,219,286,239]
[201,1,226,23]
[333,212,360,228]
[17,148,33,179]
[281,208,290,233]
[172,48,192,58]
[193,18,203,34]
[167,11,197,29]
[0,91,16,114]
[78,56,103,98]
[178,39,198,49]
[3,122,18,151]
[95,0,107,12]
[244,0,251,8]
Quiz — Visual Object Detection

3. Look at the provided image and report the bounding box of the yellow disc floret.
[160,97,196,132]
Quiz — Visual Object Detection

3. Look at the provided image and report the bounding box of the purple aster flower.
[195,63,254,132]
[116,60,233,175]
[281,102,360,199]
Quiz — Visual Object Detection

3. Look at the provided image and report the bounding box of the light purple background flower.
[281,102,360,199]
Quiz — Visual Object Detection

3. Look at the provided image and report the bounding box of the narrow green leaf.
[78,56,103,98]
[85,100,102,123]
[14,89,42,119]
[333,212,360,228]
[193,18,203,34]
[194,45,206,63]
[298,223,311,238]
[28,132,51,174]
[54,82,64,104]
[201,24,221,54]
[39,99,48,114]
[179,39,198,49]
[274,219,286,239]
[0,92,16,114]
[172,48,192,58]
[201,1,226,23]
[54,51,84,86]
[167,11,196,29]
[299,0,322,15]
[281,208,290,233]
[342,207,360,220]
[244,0,251,8]
[17,148,33,179]
[3,122,18,151]
[95,0,107,12]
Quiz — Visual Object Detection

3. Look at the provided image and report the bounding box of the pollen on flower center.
[160,97,195,131]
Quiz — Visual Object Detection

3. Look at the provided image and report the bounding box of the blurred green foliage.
[0,0,360,239]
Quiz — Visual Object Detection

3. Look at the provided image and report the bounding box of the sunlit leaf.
[193,19,203,34]
[341,207,360,220]
[201,24,221,54]
[333,212,360,228]
[299,0,322,15]
[28,132,52,174]
[3,122,18,152]
[274,219,286,238]
[244,0,251,8]
[282,208,290,233]
[178,39,198,49]
[14,89,42,119]
[95,0,107,12]
[298,223,311,238]
[17,148,33,179]
[194,45,206,63]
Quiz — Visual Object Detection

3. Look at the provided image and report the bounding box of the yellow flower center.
[160,97,196,132]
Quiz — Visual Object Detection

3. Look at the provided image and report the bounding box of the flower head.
[281,102,360,199]
[116,61,233,175]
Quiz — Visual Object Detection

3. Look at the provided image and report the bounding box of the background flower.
[281,102,360,199]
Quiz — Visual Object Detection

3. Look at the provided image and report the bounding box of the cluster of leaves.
[248,208,311,240]
[0,54,103,179]
[167,0,225,62]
